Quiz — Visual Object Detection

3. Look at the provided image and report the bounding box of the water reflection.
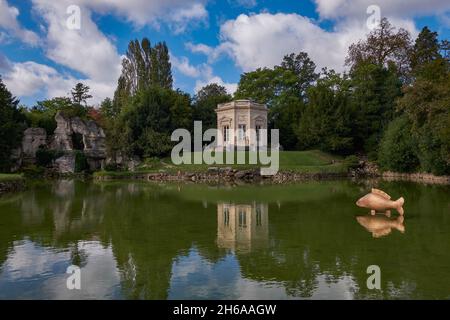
[356,214,405,238]
[217,202,268,252]
[0,180,449,299]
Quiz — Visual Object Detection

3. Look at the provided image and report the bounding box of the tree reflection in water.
[0,180,449,299]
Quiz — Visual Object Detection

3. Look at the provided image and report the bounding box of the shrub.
[21,165,45,178]
[378,115,419,173]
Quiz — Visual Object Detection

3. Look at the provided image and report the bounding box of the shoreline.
[381,171,450,185]
[94,169,349,184]
[93,169,450,185]
[0,176,26,195]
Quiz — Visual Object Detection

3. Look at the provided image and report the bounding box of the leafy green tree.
[397,72,449,175]
[0,77,26,171]
[113,38,173,114]
[234,67,279,105]
[193,83,231,130]
[350,63,402,157]
[118,87,192,158]
[71,83,93,106]
[280,52,319,98]
[297,70,356,154]
[346,17,412,80]
[153,42,173,89]
[378,115,419,172]
[100,98,117,119]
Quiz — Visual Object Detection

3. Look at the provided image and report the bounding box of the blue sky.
[0,0,448,106]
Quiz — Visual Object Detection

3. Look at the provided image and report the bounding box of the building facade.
[215,100,268,150]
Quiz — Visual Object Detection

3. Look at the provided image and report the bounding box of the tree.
[100,98,117,119]
[153,42,173,89]
[378,115,419,173]
[234,52,318,150]
[71,83,92,106]
[297,70,356,154]
[397,72,450,175]
[115,86,192,158]
[234,67,279,105]
[395,26,450,175]
[350,63,402,157]
[113,38,173,114]
[409,26,447,80]
[193,83,231,130]
[346,18,412,80]
[280,52,319,98]
[0,77,26,171]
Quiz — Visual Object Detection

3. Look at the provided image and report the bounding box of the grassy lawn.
[0,173,24,182]
[95,150,348,177]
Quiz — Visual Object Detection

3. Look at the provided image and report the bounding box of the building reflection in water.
[217,202,269,252]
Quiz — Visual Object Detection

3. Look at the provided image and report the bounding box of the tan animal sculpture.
[356,215,405,238]
[356,188,404,215]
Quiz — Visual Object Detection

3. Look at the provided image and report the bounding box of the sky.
[0,0,449,107]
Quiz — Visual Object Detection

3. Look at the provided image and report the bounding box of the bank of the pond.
[93,168,450,185]
[94,168,350,183]
[0,174,26,195]
[382,171,450,185]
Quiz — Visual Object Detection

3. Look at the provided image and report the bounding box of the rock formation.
[10,128,47,171]
[12,111,107,173]
[51,111,106,172]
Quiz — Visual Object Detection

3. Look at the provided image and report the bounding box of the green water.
[0,179,449,300]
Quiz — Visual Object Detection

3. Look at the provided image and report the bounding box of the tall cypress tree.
[113,38,173,113]
[154,42,173,89]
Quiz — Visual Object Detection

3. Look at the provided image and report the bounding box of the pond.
[0,179,449,299]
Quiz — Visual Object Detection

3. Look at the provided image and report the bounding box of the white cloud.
[186,42,214,56]
[171,52,237,95]
[194,64,237,95]
[32,0,122,83]
[2,60,115,104]
[189,11,420,74]
[171,54,201,78]
[0,0,39,45]
[81,0,208,31]
[314,0,450,20]
[169,3,208,34]
[4,0,210,104]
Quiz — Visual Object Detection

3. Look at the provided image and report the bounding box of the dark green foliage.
[21,164,45,178]
[116,87,192,158]
[297,70,356,155]
[71,83,92,106]
[193,83,231,130]
[397,29,450,175]
[112,38,173,115]
[100,98,118,119]
[410,27,443,79]
[36,148,63,167]
[74,151,88,173]
[350,63,402,157]
[0,77,26,171]
[378,116,419,173]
